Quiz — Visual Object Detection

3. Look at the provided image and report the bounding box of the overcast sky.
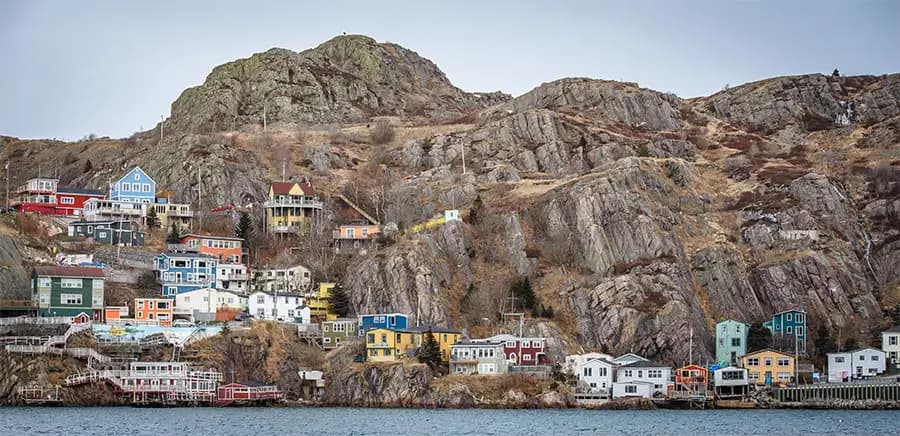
[2,0,899,140]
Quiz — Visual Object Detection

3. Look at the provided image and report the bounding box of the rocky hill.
[1,35,899,366]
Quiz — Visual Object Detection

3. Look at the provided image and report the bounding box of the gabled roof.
[621,360,669,369]
[614,353,649,363]
[742,348,795,359]
[360,312,408,318]
[772,308,806,316]
[270,181,315,196]
[118,166,156,185]
[33,266,104,278]
[583,358,618,367]
[454,340,505,347]
[882,325,900,333]
[157,252,216,259]
[335,194,379,225]
[828,347,885,355]
[716,319,749,326]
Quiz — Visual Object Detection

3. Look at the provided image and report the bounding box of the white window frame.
[60,293,83,305]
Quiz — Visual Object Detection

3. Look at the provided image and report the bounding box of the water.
[1,407,896,435]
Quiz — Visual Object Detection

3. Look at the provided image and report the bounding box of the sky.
[2,0,899,140]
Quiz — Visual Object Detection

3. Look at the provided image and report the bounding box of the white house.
[615,360,671,398]
[713,366,749,397]
[449,340,508,375]
[564,352,615,375]
[882,326,900,366]
[612,381,655,399]
[613,353,650,366]
[577,358,617,395]
[174,288,246,322]
[827,348,886,382]
[248,291,310,323]
[252,264,312,293]
[217,263,249,293]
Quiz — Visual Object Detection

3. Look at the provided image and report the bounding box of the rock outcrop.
[169,35,508,133]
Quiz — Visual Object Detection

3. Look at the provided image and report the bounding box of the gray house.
[68,219,145,246]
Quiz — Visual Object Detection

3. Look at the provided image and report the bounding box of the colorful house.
[323,318,358,349]
[450,340,509,375]
[413,326,461,362]
[712,366,749,398]
[673,364,709,398]
[151,200,193,231]
[178,234,243,264]
[154,252,218,297]
[358,313,409,336]
[365,328,420,362]
[716,319,749,365]
[332,194,380,251]
[763,308,807,355]
[104,306,128,323]
[68,219,145,246]
[307,282,336,322]
[741,348,795,386]
[264,181,323,235]
[134,298,173,326]
[32,266,105,321]
[12,178,104,216]
[109,167,156,203]
[483,334,548,366]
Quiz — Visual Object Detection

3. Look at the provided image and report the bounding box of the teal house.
[763,308,807,354]
[715,319,749,365]
[32,266,105,322]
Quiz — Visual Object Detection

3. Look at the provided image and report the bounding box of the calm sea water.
[0,407,896,435]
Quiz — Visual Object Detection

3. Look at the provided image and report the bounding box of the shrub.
[370,120,396,145]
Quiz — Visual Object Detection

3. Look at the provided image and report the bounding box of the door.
[765,371,772,386]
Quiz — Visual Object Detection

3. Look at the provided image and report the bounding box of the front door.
[765,371,772,386]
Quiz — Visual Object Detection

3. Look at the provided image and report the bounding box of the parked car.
[172,320,195,328]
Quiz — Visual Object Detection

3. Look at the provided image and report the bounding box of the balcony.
[220,274,249,281]
[264,198,323,209]
[270,225,299,234]
[89,206,143,217]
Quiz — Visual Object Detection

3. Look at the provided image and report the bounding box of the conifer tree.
[747,322,771,352]
[234,211,253,241]
[145,206,161,232]
[417,329,441,368]
[166,221,181,244]
[328,283,350,318]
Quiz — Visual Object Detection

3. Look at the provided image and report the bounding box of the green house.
[716,319,749,365]
[323,318,358,349]
[32,266,105,321]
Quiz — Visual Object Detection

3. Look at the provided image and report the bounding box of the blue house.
[109,167,156,203]
[154,252,217,297]
[358,313,409,336]
[716,319,749,365]
[763,308,807,355]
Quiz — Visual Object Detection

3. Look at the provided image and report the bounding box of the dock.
[775,383,900,402]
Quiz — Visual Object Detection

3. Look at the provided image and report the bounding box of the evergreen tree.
[145,206,161,232]
[328,283,351,318]
[417,329,441,368]
[511,276,537,311]
[746,322,771,352]
[166,222,181,244]
[234,211,253,241]
[813,324,837,357]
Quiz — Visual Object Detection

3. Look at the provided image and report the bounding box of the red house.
[484,334,548,366]
[673,364,709,398]
[216,382,283,404]
[12,177,104,216]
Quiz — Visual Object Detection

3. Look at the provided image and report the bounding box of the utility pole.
[689,326,694,365]
[460,143,466,175]
[196,167,202,233]
[282,159,286,182]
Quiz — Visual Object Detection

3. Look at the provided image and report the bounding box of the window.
[786,326,793,334]
[362,228,369,237]
[624,385,637,394]
[506,341,516,348]
[872,355,880,361]
[522,340,531,348]
[122,182,131,192]
[786,313,792,321]
[624,370,633,377]
[796,313,804,323]
[61,293,82,305]
[890,336,898,346]
[60,197,75,204]
[583,367,592,377]
[747,358,759,366]
[347,228,355,238]
[143,184,150,192]
[523,354,532,361]
[796,326,803,336]
[859,355,865,361]
[323,337,331,344]
[731,338,741,347]
[38,278,51,288]
[184,296,191,303]
[777,358,790,366]
[777,372,791,380]
[61,278,83,288]
[648,369,662,378]
[764,358,772,366]
[834,356,845,363]
[257,296,265,304]
[748,372,759,380]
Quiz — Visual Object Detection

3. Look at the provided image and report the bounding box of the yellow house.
[265,181,323,235]
[411,325,461,362]
[741,348,795,386]
[366,328,421,362]
[307,282,337,322]
[364,325,462,363]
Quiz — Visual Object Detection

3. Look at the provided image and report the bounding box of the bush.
[370,120,395,145]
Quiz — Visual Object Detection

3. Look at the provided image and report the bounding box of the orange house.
[134,298,173,326]
[673,364,709,398]
[332,194,380,251]
[179,234,243,264]
[104,306,128,323]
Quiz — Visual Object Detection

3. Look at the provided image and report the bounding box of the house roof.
[772,308,806,316]
[158,252,216,259]
[485,334,545,342]
[118,166,156,185]
[882,325,900,333]
[249,290,305,298]
[615,380,656,385]
[411,325,460,334]
[328,318,358,323]
[717,319,749,326]
[583,358,618,367]
[180,233,244,242]
[829,347,885,355]
[69,219,130,225]
[454,340,505,347]
[614,353,650,362]
[360,313,408,318]
[742,348,794,359]
[335,194,380,225]
[271,181,315,196]
[57,187,105,196]
[33,266,104,278]
[621,360,669,369]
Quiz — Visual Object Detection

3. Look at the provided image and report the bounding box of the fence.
[0,316,74,326]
